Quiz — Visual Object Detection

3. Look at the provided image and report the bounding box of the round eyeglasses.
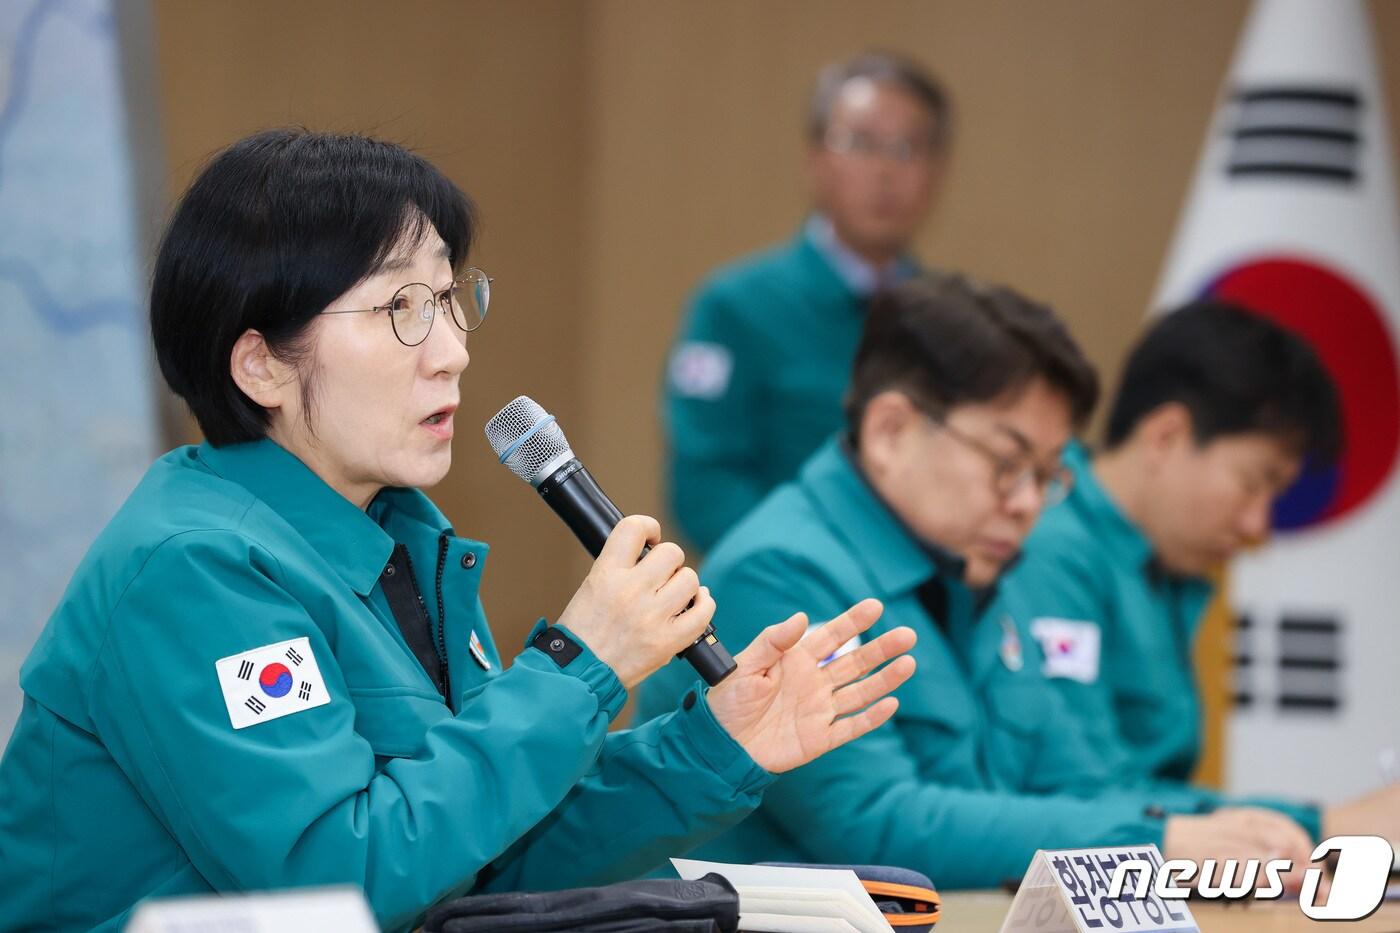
[322,268,492,347]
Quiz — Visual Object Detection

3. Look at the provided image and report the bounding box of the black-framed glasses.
[926,412,1074,507]
[321,268,492,347]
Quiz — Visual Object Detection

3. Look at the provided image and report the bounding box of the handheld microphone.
[485,395,737,686]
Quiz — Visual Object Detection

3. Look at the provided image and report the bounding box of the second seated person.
[1008,304,1337,787]
[663,51,950,551]
[639,273,1322,889]
[1001,302,1400,842]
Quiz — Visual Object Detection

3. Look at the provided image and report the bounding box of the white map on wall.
[0,0,156,745]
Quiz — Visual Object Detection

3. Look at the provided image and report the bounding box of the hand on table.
[1324,781,1400,843]
[1165,807,1318,894]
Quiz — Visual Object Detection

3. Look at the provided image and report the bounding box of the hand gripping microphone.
[485,395,737,686]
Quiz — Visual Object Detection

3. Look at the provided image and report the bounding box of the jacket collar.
[1062,441,1156,571]
[197,439,418,597]
[1062,443,1215,633]
[798,438,948,598]
[802,214,918,298]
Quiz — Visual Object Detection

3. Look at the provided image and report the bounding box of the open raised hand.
[706,598,917,774]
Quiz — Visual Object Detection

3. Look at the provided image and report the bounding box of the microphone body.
[487,397,738,686]
[536,460,622,556]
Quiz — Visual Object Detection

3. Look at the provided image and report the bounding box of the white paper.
[672,858,890,933]
[743,888,885,931]
[739,914,860,933]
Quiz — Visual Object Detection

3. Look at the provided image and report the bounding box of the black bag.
[422,873,740,932]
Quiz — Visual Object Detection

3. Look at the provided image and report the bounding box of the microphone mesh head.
[484,395,575,486]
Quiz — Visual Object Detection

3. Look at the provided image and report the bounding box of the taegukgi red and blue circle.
[258,662,293,698]
[1200,254,1400,531]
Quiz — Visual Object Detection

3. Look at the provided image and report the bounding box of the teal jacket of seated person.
[998,442,1320,834]
[637,438,1305,890]
[1004,443,1212,783]
[0,439,772,933]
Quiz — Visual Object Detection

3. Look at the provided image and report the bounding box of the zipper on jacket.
[434,533,452,703]
[399,544,451,702]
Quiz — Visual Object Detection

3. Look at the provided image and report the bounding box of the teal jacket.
[1000,442,1320,833]
[0,440,771,932]
[638,439,1192,889]
[1003,443,1213,781]
[663,231,867,551]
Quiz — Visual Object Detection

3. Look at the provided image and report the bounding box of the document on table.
[671,858,891,933]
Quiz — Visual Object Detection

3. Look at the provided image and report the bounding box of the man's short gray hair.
[807,51,952,150]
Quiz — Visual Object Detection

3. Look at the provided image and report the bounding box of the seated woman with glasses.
[0,129,917,932]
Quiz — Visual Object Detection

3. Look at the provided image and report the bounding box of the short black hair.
[1105,300,1341,466]
[808,51,952,151]
[845,273,1098,441]
[151,128,476,446]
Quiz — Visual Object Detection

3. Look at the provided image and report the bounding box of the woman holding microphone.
[0,129,916,932]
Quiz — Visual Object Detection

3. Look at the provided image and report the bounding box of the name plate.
[1000,845,1199,933]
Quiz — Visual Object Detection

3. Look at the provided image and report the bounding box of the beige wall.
[151,2,1400,757]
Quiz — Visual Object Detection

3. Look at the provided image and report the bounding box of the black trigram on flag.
[245,696,266,715]
[1227,86,1360,183]
[285,646,304,666]
[298,681,312,701]
[237,659,254,681]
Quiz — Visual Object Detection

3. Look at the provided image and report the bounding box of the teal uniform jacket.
[663,231,867,551]
[1001,442,1320,836]
[638,439,1190,890]
[0,440,771,932]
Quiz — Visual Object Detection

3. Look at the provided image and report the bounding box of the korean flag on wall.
[215,637,330,730]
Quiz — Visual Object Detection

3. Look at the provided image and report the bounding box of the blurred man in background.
[663,51,950,551]
[641,275,1325,889]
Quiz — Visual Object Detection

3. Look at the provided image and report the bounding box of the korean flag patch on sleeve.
[215,637,330,729]
[1030,617,1101,684]
[668,341,734,400]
